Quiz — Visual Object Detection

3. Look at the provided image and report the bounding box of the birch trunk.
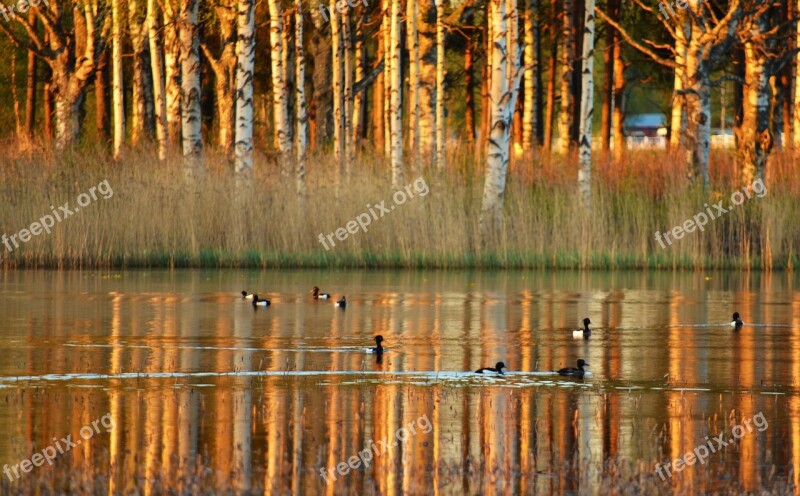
[309,10,332,149]
[407,0,421,165]
[543,2,558,151]
[164,0,182,144]
[738,14,771,185]
[352,14,366,144]
[342,7,353,164]
[331,0,344,162]
[480,0,522,241]
[95,50,110,140]
[268,0,291,154]
[683,39,710,187]
[112,0,125,158]
[383,0,391,157]
[522,0,536,149]
[794,0,800,147]
[465,36,475,144]
[234,0,256,177]
[670,18,688,149]
[611,35,624,161]
[295,0,307,199]
[435,0,445,170]
[179,0,203,166]
[600,0,616,152]
[559,0,574,155]
[129,0,155,144]
[148,0,168,160]
[389,0,403,188]
[418,0,437,160]
[202,1,237,154]
[372,36,385,152]
[25,48,37,137]
[577,0,594,207]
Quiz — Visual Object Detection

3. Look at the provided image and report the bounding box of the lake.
[0,269,797,494]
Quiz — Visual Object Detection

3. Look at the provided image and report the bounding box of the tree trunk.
[94,50,110,141]
[164,0,182,145]
[179,0,203,165]
[352,13,366,144]
[25,48,37,137]
[148,0,168,160]
[418,0,437,161]
[112,0,125,158]
[342,7,353,164]
[480,0,522,242]
[268,0,291,154]
[737,14,771,185]
[465,36,475,145]
[794,0,800,147]
[670,20,688,149]
[310,9,332,150]
[559,0,574,155]
[389,0,403,188]
[611,32,625,161]
[577,0,594,207]
[129,0,155,145]
[372,38,385,152]
[683,39,710,187]
[234,0,256,176]
[543,5,558,152]
[407,0,421,165]
[330,0,344,162]
[522,0,537,150]
[600,0,617,152]
[435,0,445,170]
[383,1,391,157]
[295,0,307,199]
[204,0,237,155]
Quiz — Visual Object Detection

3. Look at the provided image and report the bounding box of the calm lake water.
[0,269,799,494]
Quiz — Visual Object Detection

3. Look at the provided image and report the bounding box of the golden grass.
[0,139,798,269]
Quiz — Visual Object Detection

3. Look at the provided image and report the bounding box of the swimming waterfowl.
[557,359,589,377]
[572,318,592,338]
[731,312,744,328]
[252,294,271,307]
[475,361,507,374]
[311,286,331,299]
[366,335,384,354]
[335,296,346,308]
[241,291,254,300]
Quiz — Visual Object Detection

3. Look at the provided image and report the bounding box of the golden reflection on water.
[0,270,799,493]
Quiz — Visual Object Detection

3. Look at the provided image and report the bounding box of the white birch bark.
[480,0,522,240]
[578,0,594,207]
[295,0,307,198]
[353,16,366,145]
[129,0,154,144]
[342,7,354,164]
[112,0,124,158]
[522,0,536,149]
[331,0,344,162]
[163,0,182,144]
[435,0,446,170]
[234,0,256,176]
[268,0,291,155]
[389,0,403,188]
[148,0,168,160]
[383,0,391,158]
[670,17,688,149]
[418,0,436,159]
[179,0,203,166]
[559,0,574,155]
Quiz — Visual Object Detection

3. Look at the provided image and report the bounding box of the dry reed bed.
[0,142,798,269]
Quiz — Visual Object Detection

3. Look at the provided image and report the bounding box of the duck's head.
[577,359,589,367]
[253,294,260,301]
[340,296,346,302]
[495,361,507,371]
[732,312,740,321]
[310,286,319,294]
[375,335,384,344]
[242,291,248,297]
[583,318,591,327]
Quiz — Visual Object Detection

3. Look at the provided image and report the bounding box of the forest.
[0,0,797,269]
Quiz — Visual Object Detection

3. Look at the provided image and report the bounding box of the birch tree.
[342,6,354,164]
[522,0,538,150]
[295,0,307,199]
[577,0,594,206]
[112,0,125,157]
[0,0,110,149]
[407,0,421,165]
[164,0,182,144]
[331,0,344,162]
[148,0,168,160]
[269,0,292,155]
[559,0,575,155]
[479,0,522,241]
[418,0,437,160]
[129,0,155,144]
[200,0,237,154]
[234,0,255,176]
[435,0,445,170]
[389,0,403,188]
[179,0,203,165]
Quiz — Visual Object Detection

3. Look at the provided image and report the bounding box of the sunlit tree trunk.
[95,45,110,141]
[600,0,617,152]
[234,0,256,176]
[671,17,688,149]
[179,0,203,166]
[331,0,344,162]
[25,46,37,137]
[372,33,385,152]
[435,0,445,170]
[465,35,475,145]
[418,0,436,160]
[611,34,625,161]
[578,0,594,206]
[480,0,522,241]
[559,0,574,155]
[543,7,558,152]
[201,0,237,154]
[148,0,168,160]
[129,0,155,145]
[683,37,711,186]
[309,9,331,150]
[522,0,538,150]
[342,7,354,164]
[738,12,771,185]
[164,0,182,144]
[383,0,391,157]
[112,0,125,158]
[389,0,403,188]
[295,0,307,199]
[268,0,291,155]
[352,14,366,144]
[407,0,421,165]
[794,0,800,147]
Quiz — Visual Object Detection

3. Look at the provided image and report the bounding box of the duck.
[475,361,507,374]
[731,312,744,328]
[241,291,255,300]
[557,359,590,377]
[572,318,592,338]
[252,294,271,307]
[365,335,385,354]
[311,286,331,299]
[335,296,346,308]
